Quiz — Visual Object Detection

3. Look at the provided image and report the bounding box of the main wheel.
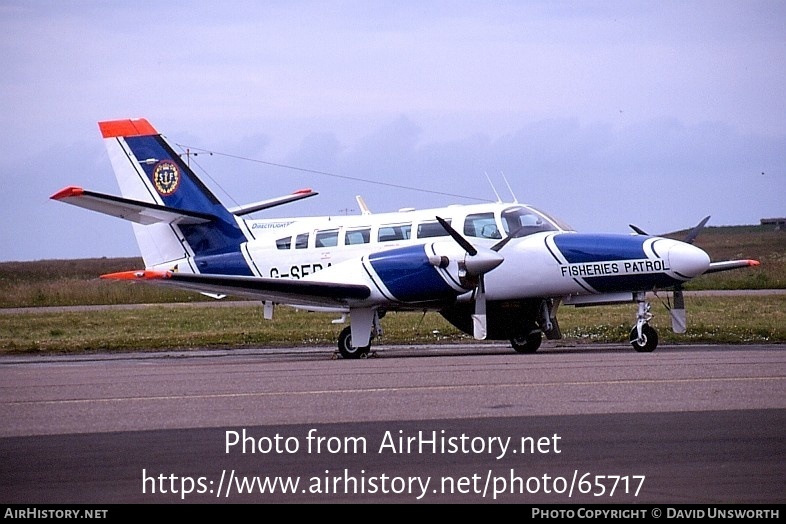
[511,331,542,354]
[629,324,658,352]
[337,326,371,359]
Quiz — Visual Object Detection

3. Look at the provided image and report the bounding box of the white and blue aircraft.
[51,118,760,358]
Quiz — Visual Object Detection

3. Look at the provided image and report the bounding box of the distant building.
[761,217,786,231]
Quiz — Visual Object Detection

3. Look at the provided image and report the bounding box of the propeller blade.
[629,224,648,235]
[490,225,526,252]
[683,215,710,245]
[471,276,488,340]
[436,216,477,256]
[670,285,687,333]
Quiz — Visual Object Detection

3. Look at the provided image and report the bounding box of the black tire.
[511,331,542,354]
[337,326,371,359]
[629,324,658,352]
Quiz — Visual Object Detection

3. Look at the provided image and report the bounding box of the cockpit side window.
[464,212,501,239]
[501,207,559,237]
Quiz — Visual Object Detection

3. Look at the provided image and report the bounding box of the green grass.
[0,257,216,308]
[2,295,784,355]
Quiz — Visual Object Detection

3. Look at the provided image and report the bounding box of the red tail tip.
[98,118,158,138]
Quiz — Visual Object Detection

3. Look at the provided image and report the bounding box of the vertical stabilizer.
[99,119,251,274]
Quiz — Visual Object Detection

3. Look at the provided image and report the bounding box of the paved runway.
[1,342,785,503]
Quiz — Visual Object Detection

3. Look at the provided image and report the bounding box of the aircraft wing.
[705,259,760,274]
[50,186,215,225]
[102,270,371,308]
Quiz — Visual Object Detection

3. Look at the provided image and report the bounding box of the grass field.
[1,224,784,354]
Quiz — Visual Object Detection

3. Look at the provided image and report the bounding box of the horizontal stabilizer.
[50,186,216,225]
[227,188,318,216]
[705,259,760,274]
[101,270,371,308]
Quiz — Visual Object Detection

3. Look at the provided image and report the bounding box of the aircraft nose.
[668,241,710,279]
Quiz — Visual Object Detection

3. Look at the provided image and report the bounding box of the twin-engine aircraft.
[51,118,759,358]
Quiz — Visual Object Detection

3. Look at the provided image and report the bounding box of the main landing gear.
[510,330,543,354]
[509,299,560,354]
[336,310,383,359]
[337,326,371,359]
[630,292,658,352]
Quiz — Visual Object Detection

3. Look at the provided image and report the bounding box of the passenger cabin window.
[501,206,559,237]
[295,233,309,249]
[275,236,292,250]
[315,229,339,248]
[417,220,450,238]
[345,228,371,245]
[378,223,411,242]
[464,212,501,239]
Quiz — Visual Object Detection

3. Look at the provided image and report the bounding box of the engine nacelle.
[361,242,474,304]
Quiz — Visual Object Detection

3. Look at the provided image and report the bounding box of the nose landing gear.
[630,292,658,352]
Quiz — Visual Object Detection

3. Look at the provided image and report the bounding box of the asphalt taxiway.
[1,342,784,503]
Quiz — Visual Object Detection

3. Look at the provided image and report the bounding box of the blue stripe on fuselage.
[553,234,647,263]
[368,245,457,303]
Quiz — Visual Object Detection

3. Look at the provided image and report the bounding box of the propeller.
[682,215,710,245]
[630,216,711,333]
[435,216,504,340]
[628,223,648,236]
[669,215,709,333]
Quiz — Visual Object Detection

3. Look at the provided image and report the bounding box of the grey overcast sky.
[1,1,784,261]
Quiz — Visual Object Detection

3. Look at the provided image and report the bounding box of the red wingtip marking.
[98,118,158,138]
[100,270,172,280]
[50,186,84,200]
[749,260,761,267]
[293,188,314,195]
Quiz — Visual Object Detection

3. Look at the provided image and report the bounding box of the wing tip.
[50,186,84,200]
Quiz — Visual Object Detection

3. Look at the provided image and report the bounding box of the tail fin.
[98,119,251,273]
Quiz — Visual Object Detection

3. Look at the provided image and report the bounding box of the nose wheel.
[629,323,658,352]
[630,292,658,352]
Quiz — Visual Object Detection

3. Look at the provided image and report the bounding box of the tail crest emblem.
[153,161,180,196]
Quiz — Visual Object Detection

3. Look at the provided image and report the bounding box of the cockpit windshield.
[501,206,572,237]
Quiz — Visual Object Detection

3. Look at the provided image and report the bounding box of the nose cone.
[668,241,710,279]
